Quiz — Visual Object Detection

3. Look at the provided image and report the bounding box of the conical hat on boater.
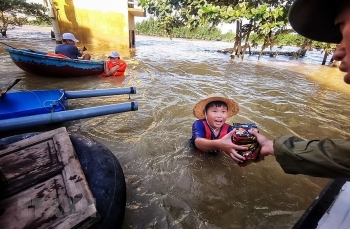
[193,93,239,119]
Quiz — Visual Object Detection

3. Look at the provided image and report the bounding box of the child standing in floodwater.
[190,93,247,163]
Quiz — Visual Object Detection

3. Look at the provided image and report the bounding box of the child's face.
[109,57,117,63]
[206,105,228,129]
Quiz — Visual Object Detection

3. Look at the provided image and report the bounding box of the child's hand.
[219,130,248,163]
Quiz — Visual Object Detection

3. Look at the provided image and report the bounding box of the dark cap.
[288,0,342,44]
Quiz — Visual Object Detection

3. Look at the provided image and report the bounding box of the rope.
[26,90,67,113]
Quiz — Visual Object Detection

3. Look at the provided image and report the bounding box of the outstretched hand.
[248,129,274,160]
[219,130,248,163]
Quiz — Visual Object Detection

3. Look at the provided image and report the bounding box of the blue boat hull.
[0,89,67,120]
[6,47,104,77]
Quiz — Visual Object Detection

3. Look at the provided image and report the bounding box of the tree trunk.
[241,24,253,60]
[236,34,242,57]
[298,39,313,57]
[322,51,328,65]
[259,37,269,60]
[297,48,307,57]
[259,43,266,60]
[230,21,241,59]
[231,40,238,59]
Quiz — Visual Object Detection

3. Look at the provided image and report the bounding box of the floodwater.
[1,25,349,229]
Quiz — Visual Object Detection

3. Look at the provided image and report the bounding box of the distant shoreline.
[11,25,52,33]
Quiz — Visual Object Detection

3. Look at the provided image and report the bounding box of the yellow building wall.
[53,0,130,49]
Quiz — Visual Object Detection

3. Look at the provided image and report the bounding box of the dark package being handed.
[232,123,261,167]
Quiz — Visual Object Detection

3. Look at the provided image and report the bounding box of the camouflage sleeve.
[273,135,350,179]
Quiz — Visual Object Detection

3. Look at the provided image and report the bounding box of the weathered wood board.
[0,127,99,229]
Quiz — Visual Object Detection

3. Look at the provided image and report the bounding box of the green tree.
[0,0,49,36]
[140,0,294,59]
[139,0,338,64]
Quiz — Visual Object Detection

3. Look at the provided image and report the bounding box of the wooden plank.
[0,127,98,228]
[0,127,67,157]
[0,162,64,200]
[48,204,99,229]
[51,132,99,228]
[0,140,59,180]
[0,174,68,229]
[0,129,63,199]
[0,174,94,229]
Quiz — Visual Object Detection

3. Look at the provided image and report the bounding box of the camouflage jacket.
[274,135,350,179]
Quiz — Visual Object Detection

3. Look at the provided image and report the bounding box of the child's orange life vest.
[202,120,230,139]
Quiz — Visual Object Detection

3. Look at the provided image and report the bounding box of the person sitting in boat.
[99,51,127,77]
[190,93,247,162]
[55,33,91,60]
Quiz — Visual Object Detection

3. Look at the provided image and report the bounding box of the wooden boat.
[5,47,104,77]
[0,127,126,229]
[0,86,138,132]
[294,179,350,229]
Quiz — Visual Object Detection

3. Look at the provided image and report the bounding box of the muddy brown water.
[1,25,349,229]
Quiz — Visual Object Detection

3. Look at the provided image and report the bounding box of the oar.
[0,78,21,97]
[0,41,17,49]
[0,42,36,52]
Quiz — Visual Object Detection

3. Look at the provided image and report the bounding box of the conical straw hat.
[193,93,239,119]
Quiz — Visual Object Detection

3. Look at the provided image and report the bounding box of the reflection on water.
[1,25,349,228]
